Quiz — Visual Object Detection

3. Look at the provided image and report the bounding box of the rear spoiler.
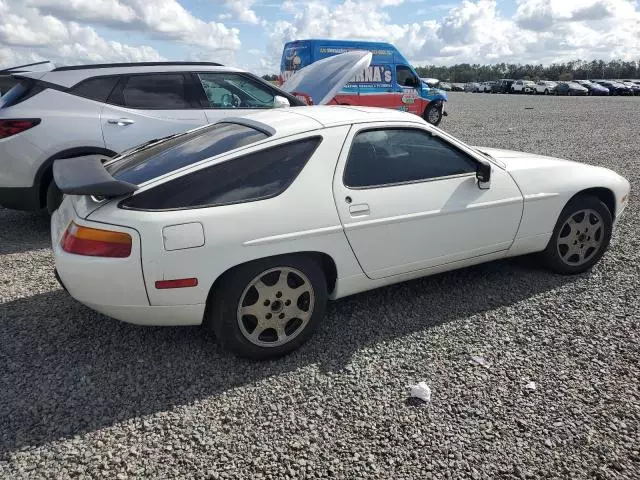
[53,155,138,197]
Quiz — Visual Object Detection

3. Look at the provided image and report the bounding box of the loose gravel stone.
[1,92,639,479]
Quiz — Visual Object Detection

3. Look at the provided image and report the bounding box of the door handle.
[349,203,370,216]
[107,118,135,126]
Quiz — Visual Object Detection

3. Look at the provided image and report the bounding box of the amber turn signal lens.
[61,222,132,258]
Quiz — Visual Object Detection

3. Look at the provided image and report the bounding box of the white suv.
[0,61,313,212]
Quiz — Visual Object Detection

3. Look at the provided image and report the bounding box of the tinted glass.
[344,129,477,188]
[0,79,43,108]
[197,73,275,108]
[71,76,119,102]
[121,137,321,210]
[107,123,268,184]
[121,74,189,109]
[396,66,416,87]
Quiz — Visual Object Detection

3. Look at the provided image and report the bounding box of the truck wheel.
[424,104,442,126]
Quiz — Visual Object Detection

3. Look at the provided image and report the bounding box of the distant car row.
[453,79,640,96]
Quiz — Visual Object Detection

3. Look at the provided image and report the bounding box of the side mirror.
[476,162,491,189]
[273,95,290,108]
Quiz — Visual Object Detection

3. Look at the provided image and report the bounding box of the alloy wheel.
[556,209,605,267]
[237,267,315,347]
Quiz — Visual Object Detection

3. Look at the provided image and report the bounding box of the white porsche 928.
[52,106,630,359]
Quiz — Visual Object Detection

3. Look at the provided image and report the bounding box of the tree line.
[414,59,640,83]
[263,59,640,83]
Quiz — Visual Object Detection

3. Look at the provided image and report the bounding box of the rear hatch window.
[105,122,269,185]
[0,78,44,108]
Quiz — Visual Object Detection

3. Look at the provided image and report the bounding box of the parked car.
[511,80,536,94]
[480,81,496,92]
[491,79,515,93]
[451,83,465,91]
[465,82,481,92]
[0,57,347,213]
[51,105,630,359]
[554,82,589,96]
[534,81,557,95]
[575,80,609,96]
[618,80,640,95]
[280,39,448,126]
[439,82,452,91]
[593,80,631,95]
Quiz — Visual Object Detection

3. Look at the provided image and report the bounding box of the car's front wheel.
[208,255,328,359]
[540,195,612,275]
[424,103,443,126]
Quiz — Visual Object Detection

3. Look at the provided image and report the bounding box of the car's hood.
[280,50,372,105]
[474,147,577,171]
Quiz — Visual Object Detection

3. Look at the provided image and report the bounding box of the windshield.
[106,123,268,185]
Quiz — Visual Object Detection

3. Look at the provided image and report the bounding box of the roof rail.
[0,60,53,73]
[52,61,224,72]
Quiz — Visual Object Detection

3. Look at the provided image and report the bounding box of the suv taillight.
[61,222,132,258]
[0,119,40,139]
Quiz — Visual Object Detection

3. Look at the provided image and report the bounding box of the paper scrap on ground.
[410,382,432,402]
[524,381,537,391]
[470,355,490,368]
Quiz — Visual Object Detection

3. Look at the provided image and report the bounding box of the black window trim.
[118,135,323,212]
[191,71,303,109]
[342,126,481,190]
[106,72,202,110]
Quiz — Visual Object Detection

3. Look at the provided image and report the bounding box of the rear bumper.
[0,185,42,210]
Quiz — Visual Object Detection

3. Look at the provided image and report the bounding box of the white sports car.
[51,105,630,359]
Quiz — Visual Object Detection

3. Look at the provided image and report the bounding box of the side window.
[196,73,275,109]
[396,66,417,88]
[344,129,477,188]
[71,76,120,102]
[121,137,321,210]
[120,74,190,109]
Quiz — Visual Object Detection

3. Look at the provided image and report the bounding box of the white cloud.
[24,0,241,52]
[265,0,640,70]
[224,0,262,25]
[0,1,164,67]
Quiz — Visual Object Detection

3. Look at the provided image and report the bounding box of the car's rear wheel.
[208,255,327,359]
[540,195,612,275]
[544,89,549,95]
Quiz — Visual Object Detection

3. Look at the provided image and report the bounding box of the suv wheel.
[46,181,63,214]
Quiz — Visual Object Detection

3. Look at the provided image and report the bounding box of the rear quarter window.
[107,122,269,185]
[120,137,321,211]
[0,79,44,108]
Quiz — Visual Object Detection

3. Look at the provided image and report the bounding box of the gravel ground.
[1,92,639,479]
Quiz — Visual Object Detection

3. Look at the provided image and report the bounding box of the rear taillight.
[61,222,132,258]
[0,119,40,139]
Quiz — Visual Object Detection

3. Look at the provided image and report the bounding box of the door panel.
[333,123,524,279]
[101,73,208,153]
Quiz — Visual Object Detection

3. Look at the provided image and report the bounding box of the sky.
[0,0,638,74]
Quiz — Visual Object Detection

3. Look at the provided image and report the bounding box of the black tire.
[45,181,63,214]
[424,103,442,126]
[207,254,328,360]
[544,89,549,95]
[540,195,613,275]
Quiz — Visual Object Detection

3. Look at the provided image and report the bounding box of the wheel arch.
[203,251,338,320]
[35,146,118,208]
[569,187,616,219]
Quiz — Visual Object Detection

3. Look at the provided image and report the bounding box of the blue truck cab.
[280,39,448,125]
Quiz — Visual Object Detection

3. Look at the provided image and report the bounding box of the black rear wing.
[53,155,138,197]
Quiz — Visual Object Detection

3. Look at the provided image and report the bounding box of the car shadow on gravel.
[0,209,51,255]
[0,255,578,454]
